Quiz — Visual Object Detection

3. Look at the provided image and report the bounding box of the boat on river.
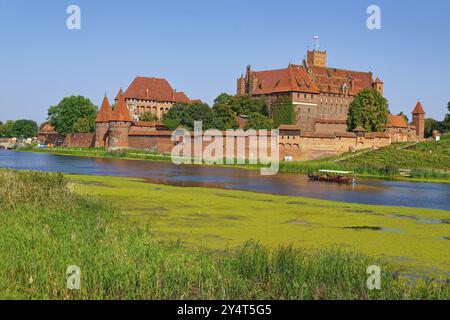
[308,170,356,184]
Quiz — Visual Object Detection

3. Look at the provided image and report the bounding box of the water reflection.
[0,150,449,210]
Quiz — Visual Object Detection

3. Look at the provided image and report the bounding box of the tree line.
[424,102,450,137]
[162,93,275,131]
[0,120,39,139]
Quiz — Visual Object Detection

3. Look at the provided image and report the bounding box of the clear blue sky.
[0,0,449,124]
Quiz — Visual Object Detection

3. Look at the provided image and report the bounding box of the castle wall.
[315,122,348,134]
[317,93,353,121]
[63,133,95,148]
[128,132,174,153]
[108,121,131,150]
[385,128,410,143]
[117,127,391,162]
[95,122,109,148]
[125,98,173,121]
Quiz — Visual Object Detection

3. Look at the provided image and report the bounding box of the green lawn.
[1,169,448,299]
[68,174,450,277]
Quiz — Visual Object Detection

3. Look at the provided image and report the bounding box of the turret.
[95,94,112,148]
[306,36,327,68]
[412,101,426,140]
[237,75,246,96]
[108,90,132,150]
[373,77,384,96]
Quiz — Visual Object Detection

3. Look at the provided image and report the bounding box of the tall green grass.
[0,169,448,300]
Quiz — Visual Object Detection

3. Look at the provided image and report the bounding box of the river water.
[0,150,449,210]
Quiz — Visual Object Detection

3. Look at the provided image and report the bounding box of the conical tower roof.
[110,90,132,122]
[412,101,425,115]
[374,77,383,84]
[95,95,112,123]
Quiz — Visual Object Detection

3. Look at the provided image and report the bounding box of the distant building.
[237,48,383,133]
[385,102,426,142]
[38,123,63,145]
[412,101,426,139]
[117,77,196,122]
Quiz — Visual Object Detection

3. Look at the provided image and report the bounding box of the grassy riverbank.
[0,169,448,299]
[22,134,450,183]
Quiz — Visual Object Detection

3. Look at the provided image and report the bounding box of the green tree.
[212,104,239,130]
[425,118,446,137]
[163,102,215,130]
[0,120,15,138]
[271,97,296,127]
[139,112,158,122]
[184,102,214,130]
[347,89,389,132]
[11,120,38,138]
[73,117,94,134]
[444,102,450,132]
[245,112,274,130]
[11,120,39,138]
[163,103,188,130]
[47,96,97,136]
[213,93,268,117]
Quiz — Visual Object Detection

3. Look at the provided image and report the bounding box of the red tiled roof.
[128,130,173,136]
[366,132,390,139]
[279,124,302,130]
[133,121,162,127]
[300,132,336,138]
[388,115,408,128]
[412,101,425,114]
[251,65,320,95]
[174,91,191,103]
[307,66,374,96]
[39,124,57,134]
[315,119,348,124]
[335,132,357,138]
[115,88,124,101]
[249,64,374,96]
[123,77,192,103]
[110,90,132,122]
[95,95,112,123]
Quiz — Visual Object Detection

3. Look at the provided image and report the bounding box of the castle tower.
[95,95,112,148]
[306,35,327,67]
[306,49,327,67]
[412,101,426,139]
[108,90,132,150]
[373,77,384,96]
[237,75,245,96]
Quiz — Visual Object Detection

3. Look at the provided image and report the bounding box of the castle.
[39,45,426,161]
[237,48,385,133]
[92,88,425,161]
[116,77,196,122]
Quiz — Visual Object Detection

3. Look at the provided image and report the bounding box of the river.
[0,150,449,210]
